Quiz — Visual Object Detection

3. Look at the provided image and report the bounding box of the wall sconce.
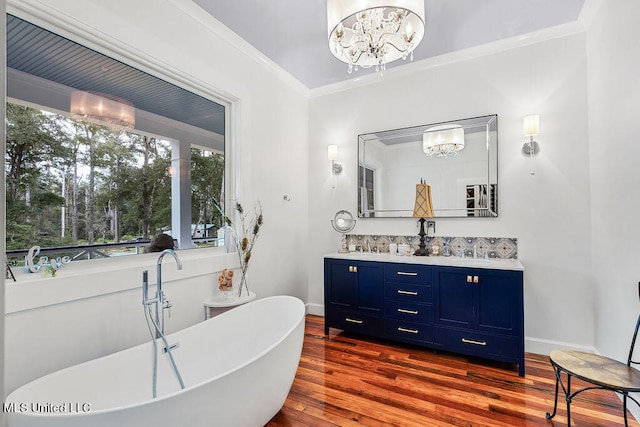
[328,144,342,174]
[522,114,540,156]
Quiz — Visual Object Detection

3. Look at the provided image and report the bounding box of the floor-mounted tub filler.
[5,295,306,427]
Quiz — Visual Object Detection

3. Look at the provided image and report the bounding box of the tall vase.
[238,270,249,298]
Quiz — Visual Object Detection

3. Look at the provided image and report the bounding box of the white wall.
[587,1,640,360]
[308,32,594,353]
[5,0,309,392]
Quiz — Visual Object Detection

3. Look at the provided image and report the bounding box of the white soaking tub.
[5,295,305,427]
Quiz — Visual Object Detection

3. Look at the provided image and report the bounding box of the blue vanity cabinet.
[324,256,524,376]
[324,258,383,336]
[383,263,434,345]
[433,266,525,376]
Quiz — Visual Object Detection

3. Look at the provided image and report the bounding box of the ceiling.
[193,0,586,89]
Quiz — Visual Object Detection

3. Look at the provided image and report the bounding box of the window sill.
[6,247,241,314]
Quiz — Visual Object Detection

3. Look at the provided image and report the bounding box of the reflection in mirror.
[358,115,498,218]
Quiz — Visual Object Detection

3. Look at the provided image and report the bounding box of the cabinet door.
[324,259,382,312]
[433,269,474,327]
[326,259,355,309]
[475,269,522,335]
[434,267,523,334]
[354,262,383,312]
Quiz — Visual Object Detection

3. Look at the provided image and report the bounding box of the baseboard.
[306,303,324,316]
[525,336,596,356]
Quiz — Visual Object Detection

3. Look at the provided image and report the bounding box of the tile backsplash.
[345,235,518,259]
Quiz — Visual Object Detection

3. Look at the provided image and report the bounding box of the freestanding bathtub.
[5,295,306,427]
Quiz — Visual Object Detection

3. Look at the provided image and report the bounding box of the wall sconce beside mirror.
[522,114,540,176]
[358,114,498,218]
[522,114,540,156]
[328,144,342,174]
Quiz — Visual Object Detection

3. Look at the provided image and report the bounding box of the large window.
[6,14,228,264]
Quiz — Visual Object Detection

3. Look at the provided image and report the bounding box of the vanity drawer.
[385,299,433,324]
[385,282,432,303]
[326,309,383,336]
[384,320,433,344]
[434,326,520,361]
[385,264,432,284]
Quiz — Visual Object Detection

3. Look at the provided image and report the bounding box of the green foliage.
[5,102,220,252]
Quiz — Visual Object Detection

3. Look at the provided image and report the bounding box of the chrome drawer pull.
[345,318,363,324]
[397,308,418,315]
[397,271,418,276]
[398,327,419,334]
[462,338,487,346]
[397,290,418,296]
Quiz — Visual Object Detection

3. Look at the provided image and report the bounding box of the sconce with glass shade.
[522,114,540,176]
[522,114,540,155]
[70,91,135,129]
[327,0,425,74]
[327,144,343,174]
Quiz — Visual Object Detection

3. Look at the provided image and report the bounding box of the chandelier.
[327,0,425,74]
[423,125,465,158]
[70,91,135,129]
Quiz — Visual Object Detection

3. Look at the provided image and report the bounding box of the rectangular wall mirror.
[358,114,498,218]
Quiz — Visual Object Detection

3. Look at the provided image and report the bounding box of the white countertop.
[325,252,524,271]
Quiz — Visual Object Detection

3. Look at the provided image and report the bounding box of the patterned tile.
[344,234,518,259]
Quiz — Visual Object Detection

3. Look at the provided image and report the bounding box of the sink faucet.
[155,249,182,337]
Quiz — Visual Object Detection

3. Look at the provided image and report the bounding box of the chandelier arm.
[350,49,365,64]
[382,41,413,54]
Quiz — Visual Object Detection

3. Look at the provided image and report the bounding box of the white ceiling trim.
[309,19,586,98]
[577,0,606,30]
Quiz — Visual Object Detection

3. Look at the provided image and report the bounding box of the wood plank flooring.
[267,315,639,426]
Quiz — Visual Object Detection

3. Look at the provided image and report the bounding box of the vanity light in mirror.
[423,125,465,158]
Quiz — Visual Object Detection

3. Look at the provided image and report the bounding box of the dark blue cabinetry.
[433,267,524,376]
[324,258,525,376]
[324,259,383,336]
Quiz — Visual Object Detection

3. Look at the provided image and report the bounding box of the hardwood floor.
[267,315,639,427]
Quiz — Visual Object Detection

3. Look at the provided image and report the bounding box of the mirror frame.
[358,114,498,218]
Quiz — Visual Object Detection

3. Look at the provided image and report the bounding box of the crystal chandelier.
[423,125,465,158]
[327,0,425,74]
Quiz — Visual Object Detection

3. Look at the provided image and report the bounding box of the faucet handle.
[164,299,172,318]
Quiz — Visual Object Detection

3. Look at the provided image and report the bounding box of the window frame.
[5,6,239,257]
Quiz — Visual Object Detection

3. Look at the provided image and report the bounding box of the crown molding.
[167,0,310,98]
[577,0,605,30]
[310,20,586,98]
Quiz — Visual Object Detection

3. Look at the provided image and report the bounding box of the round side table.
[203,291,256,319]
